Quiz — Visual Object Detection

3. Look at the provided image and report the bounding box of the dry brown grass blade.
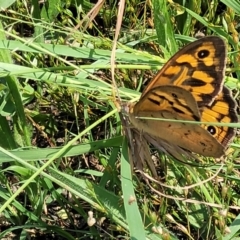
[64,0,105,44]
[140,169,240,210]
[111,0,125,100]
[81,0,105,30]
[140,163,224,191]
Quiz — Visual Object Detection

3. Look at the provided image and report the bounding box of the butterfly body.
[128,36,238,158]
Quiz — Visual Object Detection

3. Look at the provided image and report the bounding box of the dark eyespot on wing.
[207,125,217,136]
[198,49,210,59]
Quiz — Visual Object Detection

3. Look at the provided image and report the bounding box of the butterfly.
[125,36,238,159]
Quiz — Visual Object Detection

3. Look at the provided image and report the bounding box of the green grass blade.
[121,137,146,239]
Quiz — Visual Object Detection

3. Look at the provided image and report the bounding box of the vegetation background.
[0,0,239,239]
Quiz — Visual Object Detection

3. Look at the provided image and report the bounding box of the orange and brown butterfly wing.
[142,36,226,107]
[128,36,237,158]
[201,86,238,147]
[129,86,225,157]
[133,85,200,120]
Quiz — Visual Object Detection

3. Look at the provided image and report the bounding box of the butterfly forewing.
[142,36,226,107]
